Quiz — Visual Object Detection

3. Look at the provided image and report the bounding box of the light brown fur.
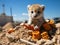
[28,4,45,27]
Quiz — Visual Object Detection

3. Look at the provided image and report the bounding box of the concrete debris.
[2,22,14,30]
[0,22,60,45]
[20,39,37,45]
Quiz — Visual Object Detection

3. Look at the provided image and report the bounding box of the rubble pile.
[0,22,60,45]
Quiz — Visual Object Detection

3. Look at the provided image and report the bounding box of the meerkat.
[27,4,57,45]
[27,4,45,27]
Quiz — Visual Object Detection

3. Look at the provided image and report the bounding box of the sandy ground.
[0,22,60,45]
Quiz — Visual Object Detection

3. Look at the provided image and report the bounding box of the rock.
[9,42,20,45]
[0,32,5,39]
[56,23,60,28]
[56,23,60,34]
[2,22,14,31]
[0,36,10,45]
[0,26,2,32]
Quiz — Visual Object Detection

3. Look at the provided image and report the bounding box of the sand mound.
[0,23,60,45]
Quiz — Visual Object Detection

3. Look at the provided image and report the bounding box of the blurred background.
[0,0,60,26]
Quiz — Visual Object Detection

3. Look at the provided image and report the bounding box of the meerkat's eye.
[31,11,33,13]
[37,11,40,14]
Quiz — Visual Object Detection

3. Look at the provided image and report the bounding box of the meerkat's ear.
[41,5,45,11]
[27,5,31,10]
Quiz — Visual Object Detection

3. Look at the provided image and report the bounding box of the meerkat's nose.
[34,14,38,17]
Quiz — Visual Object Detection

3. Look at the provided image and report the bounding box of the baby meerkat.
[27,4,57,41]
[27,4,45,27]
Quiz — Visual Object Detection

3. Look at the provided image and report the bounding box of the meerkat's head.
[27,4,45,19]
